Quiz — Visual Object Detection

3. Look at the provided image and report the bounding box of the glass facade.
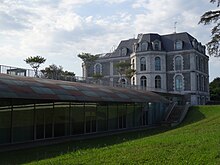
[0,100,167,145]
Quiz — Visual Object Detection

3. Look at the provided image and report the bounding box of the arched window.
[141,42,148,51]
[140,57,146,71]
[175,75,183,91]
[140,76,147,87]
[175,56,182,71]
[153,41,160,50]
[94,63,102,74]
[155,75,161,88]
[155,57,161,71]
[175,40,183,50]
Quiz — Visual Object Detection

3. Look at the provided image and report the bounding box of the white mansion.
[82,32,209,105]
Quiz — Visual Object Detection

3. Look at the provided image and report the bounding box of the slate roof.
[0,74,169,103]
[100,32,204,59]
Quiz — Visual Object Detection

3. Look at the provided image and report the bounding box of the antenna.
[174,21,177,33]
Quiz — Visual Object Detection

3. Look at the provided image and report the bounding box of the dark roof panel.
[0,74,169,104]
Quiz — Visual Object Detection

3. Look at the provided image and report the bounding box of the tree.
[78,53,99,77]
[24,56,46,77]
[92,73,103,84]
[199,0,220,57]
[41,64,75,81]
[209,77,220,100]
[114,61,135,85]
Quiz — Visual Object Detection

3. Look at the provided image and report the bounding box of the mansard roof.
[99,32,205,59]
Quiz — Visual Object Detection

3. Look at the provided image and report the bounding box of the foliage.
[1,106,220,164]
[24,56,46,77]
[199,0,220,57]
[209,77,220,100]
[114,61,135,85]
[41,64,75,80]
[114,61,135,78]
[92,73,103,80]
[78,53,99,77]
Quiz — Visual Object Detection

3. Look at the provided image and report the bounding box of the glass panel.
[54,103,69,137]
[134,103,143,127]
[126,104,134,128]
[108,104,118,130]
[85,103,96,133]
[13,105,34,142]
[118,104,126,129]
[0,106,11,144]
[71,104,84,135]
[97,104,107,132]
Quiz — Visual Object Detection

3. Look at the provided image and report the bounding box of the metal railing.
[0,64,85,82]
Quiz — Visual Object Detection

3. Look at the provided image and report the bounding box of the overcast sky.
[0,0,219,81]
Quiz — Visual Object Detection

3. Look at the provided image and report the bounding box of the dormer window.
[192,39,198,49]
[175,40,183,50]
[121,47,127,56]
[153,40,161,51]
[141,42,148,51]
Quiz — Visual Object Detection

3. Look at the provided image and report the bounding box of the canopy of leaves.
[199,0,220,57]
[41,64,75,80]
[24,56,46,69]
[78,53,99,64]
[209,77,220,100]
[114,61,135,79]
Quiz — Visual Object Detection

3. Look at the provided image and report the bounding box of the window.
[195,56,198,70]
[155,75,161,88]
[153,41,160,50]
[141,42,148,51]
[175,40,183,50]
[175,56,182,71]
[155,57,161,71]
[200,58,203,72]
[175,75,183,91]
[121,47,127,56]
[140,76,147,88]
[94,63,102,74]
[140,57,146,71]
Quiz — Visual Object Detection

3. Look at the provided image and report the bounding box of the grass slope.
[0,105,220,164]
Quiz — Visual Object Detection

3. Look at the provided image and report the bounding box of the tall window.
[140,76,147,88]
[175,56,182,71]
[94,63,102,74]
[155,75,161,88]
[140,57,146,71]
[175,75,183,91]
[155,57,161,71]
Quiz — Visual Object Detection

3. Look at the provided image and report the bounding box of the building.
[0,73,169,146]
[83,32,209,105]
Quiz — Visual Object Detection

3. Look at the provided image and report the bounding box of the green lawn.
[0,105,220,165]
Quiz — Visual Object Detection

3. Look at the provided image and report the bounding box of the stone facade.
[82,32,209,105]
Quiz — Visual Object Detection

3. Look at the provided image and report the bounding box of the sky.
[0,0,219,81]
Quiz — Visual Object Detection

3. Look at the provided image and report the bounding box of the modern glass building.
[0,74,169,146]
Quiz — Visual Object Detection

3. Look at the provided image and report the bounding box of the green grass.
[0,105,220,164]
